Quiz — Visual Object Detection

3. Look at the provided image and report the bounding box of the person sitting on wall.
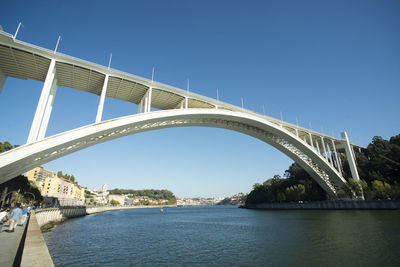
[0,208,8,233]
[8,203,22,233]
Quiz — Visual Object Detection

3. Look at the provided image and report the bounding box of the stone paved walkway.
[0,221,27,267]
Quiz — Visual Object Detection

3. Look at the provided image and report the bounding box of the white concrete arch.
[0,109,346,197]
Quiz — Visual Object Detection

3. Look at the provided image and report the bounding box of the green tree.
[347,178,363,198]
[0,175,43,206]
[110,199,120,206]
[276,192,286,202]
[391,182,400,200]
[253,183,262,190]
[359,179,372,200]
[285,185,305,202]
[372,180,390,199]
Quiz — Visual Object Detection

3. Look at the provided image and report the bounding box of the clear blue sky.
[1,0,399,197]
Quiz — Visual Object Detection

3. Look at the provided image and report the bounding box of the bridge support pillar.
[325,143,335,166]
[96,74,109,123]
[321,137,328,160]
[27,59,56,143]
[137,98,143,113]
[178,97,188,109]
[137,92,148,114]
[316,139,321,154]
[309,133,314,149]
[145,87,152,112]
[331,140,342,175]
[37,78,58,140]
[341,132,360,182]
[0,70,6,95]
[326,143,333,165]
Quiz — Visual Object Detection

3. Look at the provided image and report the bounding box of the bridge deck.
[0,30,356,149]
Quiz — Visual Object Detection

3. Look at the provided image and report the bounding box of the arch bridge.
[0,30,362,198]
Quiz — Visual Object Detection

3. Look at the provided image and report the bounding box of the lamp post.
[24,191,36,202]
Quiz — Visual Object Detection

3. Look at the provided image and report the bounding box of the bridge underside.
[0,109,348,197]
[0,30,363,199]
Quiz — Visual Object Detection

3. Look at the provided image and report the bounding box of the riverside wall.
[20,205,173,266]
[35,205,175,227]
[245,200,400,210]
[35,207,87,227]
[21,213,54,267]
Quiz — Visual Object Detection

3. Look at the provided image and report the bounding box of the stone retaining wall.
[35,207,87,227]
[246,200,400,210]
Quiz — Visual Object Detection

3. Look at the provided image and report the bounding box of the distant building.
[108,194,126,205]
[40,173,85,206]
[92,184,109,204]
[124,198,134,205]
[25,166,55,189]
[41,175,61,198]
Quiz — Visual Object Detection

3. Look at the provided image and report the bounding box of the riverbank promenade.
[0,219,29,266]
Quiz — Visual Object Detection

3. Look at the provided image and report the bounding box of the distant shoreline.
[36,205,177,231]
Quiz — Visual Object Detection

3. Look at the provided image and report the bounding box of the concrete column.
[341,132,360,181]
[27,59,56,143]
[326,143,333,165]
[295,128,299,137]
[316,139,321,155]
[146,87,152,112]
[137,94,146,114]
[137,99,142,113]
[0,69,6,95]
[321,137,328,160]
[309,133,314,149]
[337,148,344,174]
[331,139,342,175]
[96,74,109,123]
[37,78,58,140]
[351,144,359,166]
[185,96,188,108]
[144,90,149,112]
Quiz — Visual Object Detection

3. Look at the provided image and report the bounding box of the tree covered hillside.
[109,189,176,202]
[246,134,400,206]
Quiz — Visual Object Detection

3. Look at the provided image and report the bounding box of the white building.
[108,194,126,205]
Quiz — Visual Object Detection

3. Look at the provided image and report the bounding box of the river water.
[43,206,400,266]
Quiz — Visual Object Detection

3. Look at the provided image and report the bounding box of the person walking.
[8,203,22,232]
[20,206,28,225]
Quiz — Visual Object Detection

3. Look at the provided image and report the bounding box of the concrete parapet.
[21,213,54,267]
[86,205,137,214]
[35,207,87,227]
[86,205,171,215]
